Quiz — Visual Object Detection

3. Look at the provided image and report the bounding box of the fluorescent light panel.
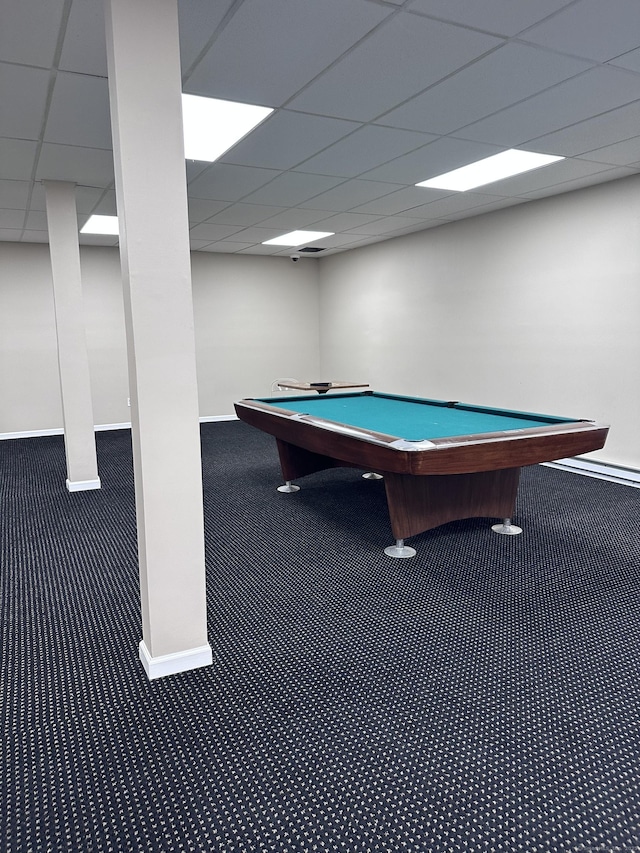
[416,149,564,192]
[182,94,273,162]
[80,214,119,235]
[262,230,334,247]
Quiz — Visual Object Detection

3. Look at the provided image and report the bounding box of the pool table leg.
[491,518,523,535]
[275,438,358,484]
[384,539,417,559]
[382,467,521,546]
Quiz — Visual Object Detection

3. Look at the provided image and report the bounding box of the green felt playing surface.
[262,392,576,441]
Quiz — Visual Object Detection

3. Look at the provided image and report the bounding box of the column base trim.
[66,477,102,492]
[138,640,213,680]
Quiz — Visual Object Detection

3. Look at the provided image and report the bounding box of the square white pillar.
[44,180,101,493]
[104,0,211,678]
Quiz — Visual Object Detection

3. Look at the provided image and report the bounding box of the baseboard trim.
[138,640,213,680]
[66,477,102,492]
[543,457,640,489]
[95,422,131,432]
[199,415,237,423]
[0,426,65,440]
[0,415,238,441]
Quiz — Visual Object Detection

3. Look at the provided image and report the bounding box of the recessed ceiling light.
[262,230,335,247]
[80,214,119,235]
[416,149,564,192]
[182,94,273,162]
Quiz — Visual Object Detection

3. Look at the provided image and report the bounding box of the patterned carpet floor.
[1,421,639,852]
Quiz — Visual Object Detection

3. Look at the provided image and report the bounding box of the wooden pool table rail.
[235,397,609,477]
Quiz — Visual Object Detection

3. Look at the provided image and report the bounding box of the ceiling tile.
[406,0,575,37]
[184,0,392,106]
[45,73,112,149]
[222,225,292,244]
[303,212,384,231]
[378,43,591,135]
[353,186,451,216]
[24,210,49,231]
[0,180,31,209]
[221,111,359,170]
[294,125,436,178]
[343,214,431,236]
[300,179,404,211]
[19,230,50,243]
[243,172,344,207]
[577,137,640,167]
[36,144,115,186]
[256,209,329,230]
[521,0,640,62]
[196,241,256,253]
[207,204,287,227]
[88,189,117,215]
[59,0,108,76]
[530,101,640,156]
[441,197,528,221]
[0,210,26,229]
[363,137,500,184]
[609,46,640,73]
[188,222,243,241]
[0,139,39,181]
[522,166,637,199]
[0,229,24,242]
[0,63,50,139]
[401,191,512,219]
[178,0,238,72]
[240,245,285,255]
[188,198,230,223]
[289,12,503,121]
[317,233,379,249]
[0,0,65,67]
[460,66,640,147]
[188,164,279,202]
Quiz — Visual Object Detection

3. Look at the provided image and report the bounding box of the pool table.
[234,391,609,558]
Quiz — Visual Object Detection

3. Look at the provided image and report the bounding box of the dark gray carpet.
[1,421,639,852]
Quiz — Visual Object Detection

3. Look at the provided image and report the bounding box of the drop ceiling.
[2,0,640,257]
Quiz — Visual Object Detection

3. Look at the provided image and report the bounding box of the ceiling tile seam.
[181,0,247,84]
[398,8,528,40]
[219,109,367,172]
[343,39,581,132]
[273,6,405,111]
[607,46,640,64]
[425,64,640,146]
[362,32,640,136]
[23,0,74,240]
[446,93,640,156]
[514,36,640,69]
[222,117,435,179]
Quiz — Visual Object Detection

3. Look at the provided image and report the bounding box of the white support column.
[104,0,211,679]
[44,180,101,493]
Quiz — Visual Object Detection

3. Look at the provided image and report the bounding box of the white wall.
[190,252,320,413]
[0,243,63,432]
[0,243,320,433]
[318,175,640,470]
[1,175,638,469]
